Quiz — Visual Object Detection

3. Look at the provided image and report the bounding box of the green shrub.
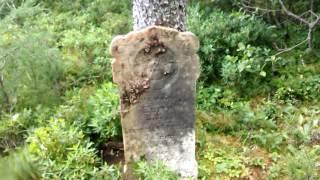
[0,150,40,180]
[35,83,121,146]
[90,163,121,180]
[240,101,277,131]
[198,143,247,178]
[274,75,320,103]
[286,146,320,180]
[188,5,277,83]
[249,130,286,152]
[0,0,42,22]
[282,105,320,145]
[51,87,95,138]
[0,29,63,110]
[27,118,119,179]
[33,0,132,89]
[221,44,278,91]
[197,84,239,111]
[133,160,179,180]
[197,100,278,133]
[88,82,121,143]
[0,109,37,154]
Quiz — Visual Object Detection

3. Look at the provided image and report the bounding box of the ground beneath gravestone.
[101,137,273,179]
[101,141,124,165]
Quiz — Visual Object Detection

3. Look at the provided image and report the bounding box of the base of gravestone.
[110,25,200,180]
[123,164,135,180]
[123,161,197,180]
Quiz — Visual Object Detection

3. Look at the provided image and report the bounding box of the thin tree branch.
[240,2,279,13]
[274,38,308,56]
[309,10,319,19]
[278,0,309,25]
[310,16,320,28]
[240,0,319,50]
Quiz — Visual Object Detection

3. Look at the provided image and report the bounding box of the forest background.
[0,0,319,179]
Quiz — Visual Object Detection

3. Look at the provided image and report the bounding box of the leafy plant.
[0,150,40,180]
[221,43,277,90]
[286,146,320,180]
[88,82,121,143]
[0,109,37,154]
[0,29,63,110]
[27,118,104,179]
[249,130,286,152]
[133,160,179,180]
[197,84,239,112]
[199,143,248,178]
[188,5,277,83]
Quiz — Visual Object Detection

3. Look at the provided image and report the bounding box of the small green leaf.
[238,62,245,72]
[215,163,227,173]
[259,71,266,77]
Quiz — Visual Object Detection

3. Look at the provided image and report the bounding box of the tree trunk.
[133,0,187,31]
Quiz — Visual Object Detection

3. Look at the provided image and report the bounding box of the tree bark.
[133,0,187,31]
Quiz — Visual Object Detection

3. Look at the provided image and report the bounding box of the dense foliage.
[0,0,319,179]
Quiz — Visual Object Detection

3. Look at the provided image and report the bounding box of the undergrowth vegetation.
[0,0,319,179]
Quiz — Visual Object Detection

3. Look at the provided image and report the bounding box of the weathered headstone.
[110,26,200,179]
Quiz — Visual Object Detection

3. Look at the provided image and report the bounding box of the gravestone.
[110,26,200,179]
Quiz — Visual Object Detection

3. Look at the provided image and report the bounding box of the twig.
[309,10,318,19]
[278,0,309,25]
[279,0,319,49]
[274,38,308,56]
[240,2,279,13]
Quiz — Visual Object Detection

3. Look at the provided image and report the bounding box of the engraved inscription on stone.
[110,26,200,179]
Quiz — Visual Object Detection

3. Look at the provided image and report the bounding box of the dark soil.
[101,141,125,165]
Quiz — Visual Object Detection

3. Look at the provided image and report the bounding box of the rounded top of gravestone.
[110,26,200,106]
[110,26,199,57]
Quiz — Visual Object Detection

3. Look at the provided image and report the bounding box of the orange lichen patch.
[121,79,150,106]
[110,26,199,109]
